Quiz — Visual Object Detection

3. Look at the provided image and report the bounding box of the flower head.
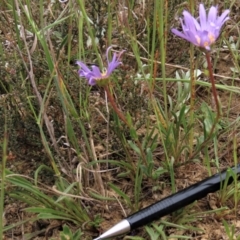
[76,47,124,86]
[171,4,230,50]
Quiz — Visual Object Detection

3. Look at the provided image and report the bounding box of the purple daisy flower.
[171,4,230,50]
[76,47,124,86]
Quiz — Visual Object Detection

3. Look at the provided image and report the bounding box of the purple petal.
[192,18,201,31]
[76,46,124,86]
[171,28,198,46]
[106,50,124,76]
[171,28,189,41]
[78,69,88,78]
[88,77,97,85]
[76,61,91,73]
[199,4,207,29]
[91,65,102,78]
[216,9,230,27]
[182,11,199,31]
[198,31,212,49]
[207,6,218,25]
[171,3,230,50]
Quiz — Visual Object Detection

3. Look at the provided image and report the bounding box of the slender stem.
[159,0,168,120]
[104,84,147,164]
[182,51,222,163]
[189,44,195,155]
[0,121,7,240]
[189,0,195,156]
[205,51,220,119]
[104,85,130,127]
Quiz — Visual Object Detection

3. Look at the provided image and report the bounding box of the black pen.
[94,164,240,240]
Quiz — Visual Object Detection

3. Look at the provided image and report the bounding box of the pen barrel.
[127,164,240,229]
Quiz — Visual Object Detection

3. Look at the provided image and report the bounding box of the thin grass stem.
[104,84,147,164]
[0,117,7,240]
[205,51,221,119]
[183,51,222,162]
[159,0,168,120]
[104,85,129,126]
[189,44,195,155]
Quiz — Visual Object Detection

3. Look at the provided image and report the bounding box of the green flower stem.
[189,44,195,155]
[104,85,130,127]
[205,51,221,120]
[104,85,147,164]
[189,0,195,156]
[182,51,222,163]
[0,120,7,239]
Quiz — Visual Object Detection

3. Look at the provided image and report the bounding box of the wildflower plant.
[171,4,230,51]
[76,47,125,86]
[77,47,131,126]
[171,4,230,144]
[77,46,148,170]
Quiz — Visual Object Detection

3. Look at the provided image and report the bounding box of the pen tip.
[93,219,130,239]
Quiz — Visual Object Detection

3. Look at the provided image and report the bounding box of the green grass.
[0,0,240,239]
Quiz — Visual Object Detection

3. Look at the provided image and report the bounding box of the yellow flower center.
[101,71,107,77]
[208,32,215,44]
[100,68,108,78]
[195,32,216,48]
